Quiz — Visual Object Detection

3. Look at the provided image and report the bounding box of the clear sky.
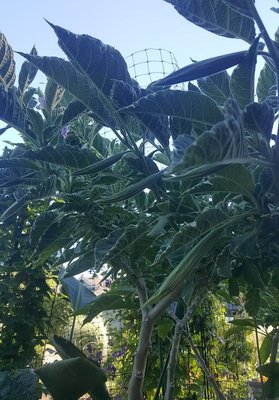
[0,0,278,147]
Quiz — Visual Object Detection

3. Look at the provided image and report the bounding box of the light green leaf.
[123,90,224,126]
[197,71,231,106]
[61,276,96,312]
[230,36,260,109]
[164,0,255,43]
[256,63,276,103]
[260,333,273,364]
[83,288,136,323]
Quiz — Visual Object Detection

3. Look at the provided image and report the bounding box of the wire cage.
[125,47,182,88]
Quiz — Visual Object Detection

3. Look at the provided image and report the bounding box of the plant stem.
[185,324,227,400]
[164,291,204,400]
[127,278,153,400]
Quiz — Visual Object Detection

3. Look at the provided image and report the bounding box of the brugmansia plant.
[1,0,279,399]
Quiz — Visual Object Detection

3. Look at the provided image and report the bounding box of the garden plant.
[1,0,279,399]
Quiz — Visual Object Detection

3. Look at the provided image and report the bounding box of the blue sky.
[0,0,278,146]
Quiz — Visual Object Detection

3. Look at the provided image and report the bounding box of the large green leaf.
[230,36,260,109]
[244,102,274,142]
[83,287,136,323]
[182,164,255,199]
[164,0,255,42]
[33,214,79,267]
[260,333,272,364]
[123,90,224,126]
[171,99,247,177]
[18,52,117,129]
[256,63,277,103]
[0,85,35,142]
[61,276,96,312]
[36,357,108,400]
[197,71,231,106]
[47,21,133,95]
[63,251,95,277]
[0,33,16,89]
[1,175,56,221]
[244,287,260,317]
[18,46,38,95]
[22,144,98,168]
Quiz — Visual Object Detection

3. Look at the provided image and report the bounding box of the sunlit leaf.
[164,0,255,42]
[0,33,16,89]
[197,71,231,106]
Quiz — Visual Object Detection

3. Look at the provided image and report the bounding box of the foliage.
[1,0,279,399]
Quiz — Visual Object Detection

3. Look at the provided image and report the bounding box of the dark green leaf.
[18,52,117,129]
[0,158,39,170]
[230,36,260,109]
[123,90,224,126]
[197,71,231,106]
[0,85,35,142]
[228,278,239,297]
[62,100,87,126]
[35,357,108,400]
[0,370,40,400]
[230,230,261,259]
[64,251,95,278]
[257,63,277,103]
[83,288,136,323]
[244,102,274,142]
[22,144,98,168]
[164,0,255,42]
[18,46,38,94]
[215,246,232,278]
[244,287,260,316]
[47,21,133,94]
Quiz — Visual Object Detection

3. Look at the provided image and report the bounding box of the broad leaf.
[18,46,38,95]
[64,251,95,278]
[244,287,260,317]
[257,63,277,103]
[36,357,108,400]
[0,370,40,400]
[0,85,35,142]
[18,52,118,129]
[230,36,260,109]
[22,144,98,168]
[0,33,16,89]
[83,288,136,323]
[197,71,231,106]
[164,0,255,42]
[244,102,274,142]
[61,276,96,312]
[260,333,272,364]
[1,175,56,221]
[47,21,133,95]
[123,90,224,126]
[215,246,232,278]
[230,230,261,259]
[172,99,246,175]
[62,100,87,126]
[0,158,40,170]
